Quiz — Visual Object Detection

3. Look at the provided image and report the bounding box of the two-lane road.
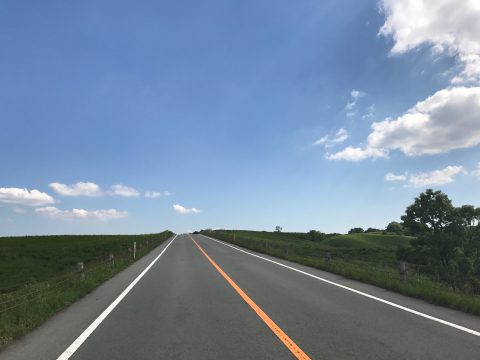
[3,234,480,359]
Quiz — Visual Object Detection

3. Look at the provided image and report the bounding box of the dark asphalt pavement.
[2,234,480,359]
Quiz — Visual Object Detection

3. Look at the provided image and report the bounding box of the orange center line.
[188,234,312,360]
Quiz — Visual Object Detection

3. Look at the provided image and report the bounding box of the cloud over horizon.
[109,184,140,197]
[384,165,465,188]
[49,182,103,197]
[326,146,388,162]
[35,207,128,221]
[173,204,201,214]
[0,188,55,207]
[49,182,145,198]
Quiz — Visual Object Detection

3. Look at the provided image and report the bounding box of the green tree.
[308,230,325,241]
[399,190,480,293]
[401,189,457,235]
[348,227,364,234]
[399,190,465,285]
[386,221,404,234]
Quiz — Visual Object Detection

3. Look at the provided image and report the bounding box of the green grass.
[323,232,411,249]
[201,229,480,316]
[0,231,173,350]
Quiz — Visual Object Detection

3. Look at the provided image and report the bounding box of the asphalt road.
[2,234,480,359]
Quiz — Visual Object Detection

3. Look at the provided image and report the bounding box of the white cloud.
[345,90,366,116]
[109,184,140,197]
[408,166,465,188]
[35,207,128,221]
[49,182,103,197]
[0,188,55,206]
[50,182,144,198]
[313,135,328,146]
[313,128,349,147]
[144,190,169,198]
[351,90,365,99]
[368,86,480,156]
[379,0,480,84]
[173,204,201,214]
[385,173,407,181]
[326,146,388,162]
[362,104,375,119]
[329,87,480,161]
[384,166,465,187]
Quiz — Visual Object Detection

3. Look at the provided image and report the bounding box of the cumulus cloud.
[173,204,201,214]
[35,207,128,221]
[49,182,103,197]
[384,166,465,187]
[329,87,480,161]
[368,87,480,156]
[379,0,480,84]
[326,146,388,162]
[50,182,144,198]
[385,173,407,181]
[313,128,349,147]
[109,185,140,197]
[0,188,55,206]
[408,166,465,187]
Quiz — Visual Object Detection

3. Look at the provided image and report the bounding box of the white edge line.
[199,234,480,337]
[56,235,177,360]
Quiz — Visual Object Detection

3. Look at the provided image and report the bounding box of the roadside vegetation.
[0,231,173,350]
[201,189,480,316]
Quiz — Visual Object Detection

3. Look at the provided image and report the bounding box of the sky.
[1,0,480,235]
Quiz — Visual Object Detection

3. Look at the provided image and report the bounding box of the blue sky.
[1,0,480,235]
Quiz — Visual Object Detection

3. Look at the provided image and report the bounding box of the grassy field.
[0,231,173,350]
[201,229,480,316]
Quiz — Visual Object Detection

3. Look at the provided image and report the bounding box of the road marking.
[199,234,480,338]
[56,235,177,360]
[188,234,311,360]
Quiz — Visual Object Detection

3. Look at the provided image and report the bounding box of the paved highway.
[2,234,480,359]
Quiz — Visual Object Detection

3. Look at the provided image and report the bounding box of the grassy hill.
[322,232,411,249]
